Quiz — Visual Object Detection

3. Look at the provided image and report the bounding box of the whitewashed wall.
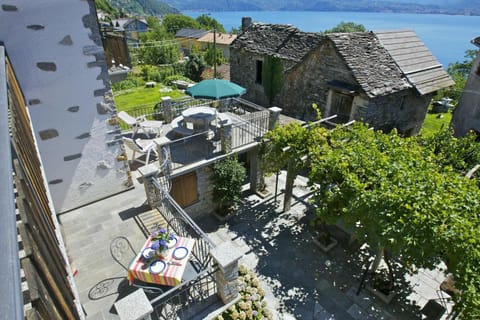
[0,0,131,213]
[452,40,480,137]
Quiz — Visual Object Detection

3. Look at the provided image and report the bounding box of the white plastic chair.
[118,111,163,138]
[123,137,157,164]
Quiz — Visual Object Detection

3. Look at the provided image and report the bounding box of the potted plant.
[365,251,396,304]
[310,219,338,252]
[212,156,245,221]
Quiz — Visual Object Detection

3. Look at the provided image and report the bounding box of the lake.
[184,11,479,67]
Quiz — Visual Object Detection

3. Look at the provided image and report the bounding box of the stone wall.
[232,39,430,135]
[278,40,357,120]
[230,48,296,108]
[452,50,480,137]
[364,91,432,136]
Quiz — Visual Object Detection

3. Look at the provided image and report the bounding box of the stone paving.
[195,172,454,320]
[59,167,454,319]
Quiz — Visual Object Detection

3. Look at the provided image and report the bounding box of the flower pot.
[365,283,396,304]
[312,235,338,253]
[213,210,235,223]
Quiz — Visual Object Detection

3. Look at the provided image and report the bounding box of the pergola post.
[283,159,295,212]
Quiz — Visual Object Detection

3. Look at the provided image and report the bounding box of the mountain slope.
[108,0,179,16]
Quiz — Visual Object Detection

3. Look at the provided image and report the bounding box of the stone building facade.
[451,36,480,137]
[0,0,131,213]
[231,25,454,135]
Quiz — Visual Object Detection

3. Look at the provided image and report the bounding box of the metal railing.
[150,179,218,319]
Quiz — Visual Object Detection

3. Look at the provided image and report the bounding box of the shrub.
[111,75,143,91]
[212,156,245,216]
[216,265,273,320]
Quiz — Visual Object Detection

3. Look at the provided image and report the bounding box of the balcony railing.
[149,179,219,319]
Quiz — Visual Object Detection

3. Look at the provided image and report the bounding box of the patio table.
[181,107,217,132]
[128,235,195,287]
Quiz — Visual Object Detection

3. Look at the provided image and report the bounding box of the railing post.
[137,164,162,208]
[162,96,173,123]
[268,106,282,130]
[211,242,243,304]
[220,123,232,154]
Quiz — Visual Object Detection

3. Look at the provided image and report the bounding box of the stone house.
[230,24,454,135]
[451,36,480,137]
[175,28,209,56]
[197,31,237,59]
[111,17,149,47]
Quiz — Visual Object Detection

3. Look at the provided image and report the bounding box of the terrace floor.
[59,168,455,320]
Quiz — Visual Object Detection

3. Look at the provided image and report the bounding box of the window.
[256,60,263,84]
[170,171,198,208]
[329,91,354,123]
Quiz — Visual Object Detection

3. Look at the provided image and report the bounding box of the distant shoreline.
[181,9,479,17]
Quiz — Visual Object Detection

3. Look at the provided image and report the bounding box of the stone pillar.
[211,242,243,304]
[220,123,232,154]
[154,137,172,192]
[162,96,173,123]
[137,164,162,208]
[268,106,282,130]
[154,137,171,169]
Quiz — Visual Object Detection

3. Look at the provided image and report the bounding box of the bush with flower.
[150,227,175,255]
[216,265,273,320]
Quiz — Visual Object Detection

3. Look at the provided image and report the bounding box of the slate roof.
[376,30,454,95]
[233,24,453,97]
[175,28,209,39]
[325,32,411,98]
[231,23,323,62]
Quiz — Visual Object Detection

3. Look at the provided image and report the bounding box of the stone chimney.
[241,17,252,32]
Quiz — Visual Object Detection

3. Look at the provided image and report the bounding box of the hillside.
[163,0,480,15]
[97,0,179,16]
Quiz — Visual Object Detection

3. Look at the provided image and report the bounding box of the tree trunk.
[370,246,384,273]
[283,159,295,212]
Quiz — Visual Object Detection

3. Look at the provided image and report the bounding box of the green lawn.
[113,85,187,113]
[420,111,452,137]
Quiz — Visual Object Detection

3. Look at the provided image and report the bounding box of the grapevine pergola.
[260,118,480,318]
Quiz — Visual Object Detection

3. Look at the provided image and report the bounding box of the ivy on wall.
[262,56,283,106]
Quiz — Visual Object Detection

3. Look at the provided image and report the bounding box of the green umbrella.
[185,79,246,100]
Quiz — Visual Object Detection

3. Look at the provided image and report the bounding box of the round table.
[181,107,217,132]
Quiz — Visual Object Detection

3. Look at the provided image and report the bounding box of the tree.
[323,21,367,33]
[196,14,226,33]
[212,157,246,215]
[307,124,480,317]
[135,17,182,66]
[260,107,326,211]
[185,53,206,82]
[162,14,200,35]
[204,43,224,69]
[262,56,283,106]
[137,41,181,65]
[261,121,480,317]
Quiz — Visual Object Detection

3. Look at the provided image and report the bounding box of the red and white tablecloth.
[128,236,195,287]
